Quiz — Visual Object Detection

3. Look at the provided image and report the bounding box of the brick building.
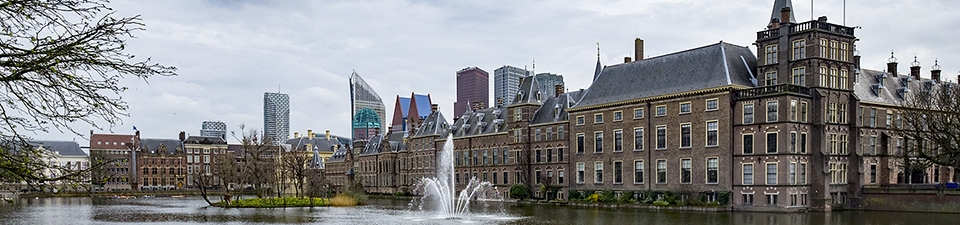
[89,131,138,191]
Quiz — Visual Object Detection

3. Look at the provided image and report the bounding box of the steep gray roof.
[386,131,407,152]
[451,105,508,137]
[327,148,349,162]
[576,42,757,108]
[511,75,543,105]
[31,140,86,157]
[854,68,950,106]
[285,135,344,153]
[360,134,384,155]
[139,138,184,154]
[412,110,449,137]
[531,90,584,124]
[184,136,226,145]
[770,0,796,23]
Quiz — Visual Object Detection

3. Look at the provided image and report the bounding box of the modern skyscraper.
[263,92,290,144]
[533,72,565,98]
[494,65,530,106]
[454,67,489,117]
[200,120,227,139]
[349,71,386,140]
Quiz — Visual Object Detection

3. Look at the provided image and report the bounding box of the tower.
[454,67,489,117]
[263,92,290,145]
[494,65,530,105]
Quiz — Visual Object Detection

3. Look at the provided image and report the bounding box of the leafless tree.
[0,0,175,184]
[232,125,275,198]
[898,83,960,179]
[280,149,311,198]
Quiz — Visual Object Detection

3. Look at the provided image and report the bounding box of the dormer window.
[871,84,884,96]
[536,91,542,101]
[554,104,561,119]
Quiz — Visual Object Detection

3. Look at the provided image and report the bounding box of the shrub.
[618,191,636,204]
[568,190,583,201]
[600,190,616,203]
[586,193,600,203]
[216,197,329,208]
[653,200,669,206]
[509,184,530,200]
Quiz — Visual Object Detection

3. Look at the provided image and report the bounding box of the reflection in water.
[0,197,957,224]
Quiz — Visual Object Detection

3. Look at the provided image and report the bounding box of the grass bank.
[213,193,365,208]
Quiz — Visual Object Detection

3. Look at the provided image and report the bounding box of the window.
[491,172,496,184]
[830,40,838,60]
[800,133,807,154]
[792,39,805,60]
[547,149,553,162]
[634,108,644,119]
[594,132,603,153]
[840,42,849,62]
[800,101,808,122]
[766,133,778,153]
[492,149,498,165]
[790,100,798,121]
[767,194,779,206]
[483,149,489,165]
[535,128,541,142]
[743,194,754,205]
[869,164,877,183]
[743,104,754,124]
[766,163,778,185]
[707,158,718,184]
[514,129,521,143]
[634,160,644,183]
[790,132,798,153]
[680,123,692,148]
[614,161,623,184]
[839,69,848,89]
[594,113,603,123]
[473,150,478,166]
[819,38,828,58]
[503,148,509,164]
[819,66,828,87]
[765,44,778,64]
[839,134,848,154]
[869,108,877,128]
[765,71,778,86]
[656,160,667,184]
[792,67,806,86]
[595,162,604,183]
[656,105,666,116]
[535,149,541,163]
[800,163,807,184]
[829,133,839,154]
[504,171,509,184]
[577,162,585,184]
[767,101,778,122]
[614,130,623,152]
[706,121,718,146]
[830,68,838,88]
[706,99,719,111]
[613,111,623,121]
[558,126,564,139]
[576,116,584,125]
[577,134,585,154]
[680,159,692,184]
[535,171,541,184]
[743,163,754,185]
[680,102,691,114]
[634,128,644,151]
[789,162,798,185]
[869,136,878,155]
[886,112,892,128]
[656,125,667,149]
[558,170,565,184]
[743,134,754,154]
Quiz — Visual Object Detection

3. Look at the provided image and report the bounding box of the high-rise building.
[533,72,565,98]
[494,65,530,106]
[263,92,290,144]
[454,67,489,117]
[349,71,386,140]
[200,120,227,139]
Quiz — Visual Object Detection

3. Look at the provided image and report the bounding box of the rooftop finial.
[888,51,897,63]
[911,55,920,67]
[596,42,600,58]
[933,59,941,70]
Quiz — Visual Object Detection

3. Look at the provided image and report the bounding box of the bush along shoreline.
[212,192,367,208]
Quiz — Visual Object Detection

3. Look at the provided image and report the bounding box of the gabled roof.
[512,75,543,105]
[854,68,951,106]
[413,110,449,137]
[31,140,86,157]
[770,0,796,23]
[386,131,408,152]
[184,136,227,145]
[285,135,345,153]
[412,94,432,119]
[531,90,584,124]
[139,138,183,154]
[360,134,384,155]
[575,42,757,108]
[327,148,349,162]
[398,97,412,117]
[451,105,507,137]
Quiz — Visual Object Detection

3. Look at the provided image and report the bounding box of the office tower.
[200,120,227,139]
[494,65,530,106]
[533,72,565,98]
[263,92,290,144]
[349,71,386,140]
[454,67,489,117]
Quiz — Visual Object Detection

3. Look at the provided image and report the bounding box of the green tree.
[509,183,529,200]
[0,0,175,187]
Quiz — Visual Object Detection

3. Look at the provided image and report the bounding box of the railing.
[792,20,855,36]
[733,84,811,99]
[757,29,780,40]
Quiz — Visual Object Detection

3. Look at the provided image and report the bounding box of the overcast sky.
[34,0,960,143]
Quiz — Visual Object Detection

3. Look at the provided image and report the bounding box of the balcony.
[791,20,855,37]
[757,29,780,40]
[733,84,811,100]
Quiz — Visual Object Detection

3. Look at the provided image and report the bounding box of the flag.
[133,126,138,131]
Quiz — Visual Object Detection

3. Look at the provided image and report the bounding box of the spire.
[593,42,602,82]
[770,0,796,23]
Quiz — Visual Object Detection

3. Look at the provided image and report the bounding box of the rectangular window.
[830,133,839,154]
[656,126,667,149]
[743,104,754,124]
[767,133,778,153]
[614,161,623,184]
[503,148,509,164]
[869,164,877,183]
[767,101,778,122]
[792,39,805,60]
[743,163,754,185]
[765,71,778,86]
[707,158,719,184]
[558,170,565,184]
[547,149,552,162]
[558,126,564,139]
[514,129,522,143]
[743,194,754,205]
[503,172,508,184]
[830,68,838,88]
[789,163,798,184]
[706,99,719,111]
[765,44,778,64]
[820,66,829,87]
[790,100,798,121]
[634,108,644,119]
[800,101,808,122]
[840,42,849,62]
[492,148,498,165]
[792,67,805,86]
[790,132,797,153]
[594,132,603,153]
[577,134,585,154]
[492,172,497,185]
[830,40,838,60]
[869,108,877,128]
[656,105,667,116]
[473,150,478,166]
[576,116,584,125]
[767,194,779,206]
[828,102,837,123]
[483,149,488,165]
[839,69,848,89]
[680,159,692,184]
[839,134,848,154]
[634,127,644,151]
[743,134,754,154]
[595,162,603,183]
[535,128,542,142]
[800,163,807,184]
[766,163,778,185]
[558,148,563,162]
[595,113,603,123]
[820,38,828,58]
[657,160,667,184]
[577,162,585,184]
[613,111,623,121]
[870,136,878,155]
[800,133,807,154]
[634,160,644,183]
[706,121,718,146]
[680,123,692,148]
[680,102,691,114]
[535,150,541,163]
[614,130,623,152]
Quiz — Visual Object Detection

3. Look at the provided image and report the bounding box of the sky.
[32,0,960,144]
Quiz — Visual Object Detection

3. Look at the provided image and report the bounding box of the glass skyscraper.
[263,92,290,144]
[494,65,530,106]
[349,71,386,140]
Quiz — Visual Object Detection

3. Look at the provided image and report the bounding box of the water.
[410,135,502,219]
[1,196,959,224]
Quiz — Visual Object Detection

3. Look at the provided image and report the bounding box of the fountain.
[411,135,502,219]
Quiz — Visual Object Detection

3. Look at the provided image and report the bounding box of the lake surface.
[0,196,957,224]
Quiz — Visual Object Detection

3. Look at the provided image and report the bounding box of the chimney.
[817,16,828,23]
[634,38,644,61]
[910,57,921,80]
[325,129,330,140]
[294,132,300,139]
[931,60,942,82]
[769,18,780,29]
[887,52,899,77]
[431,103,438,113]
[780,7,792,25]
[179,131,185,142]
[307,129,314,139]
[496,98,504,108]
[555,85,564,97]
[624,56,632,63]
[853,55,861,69]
